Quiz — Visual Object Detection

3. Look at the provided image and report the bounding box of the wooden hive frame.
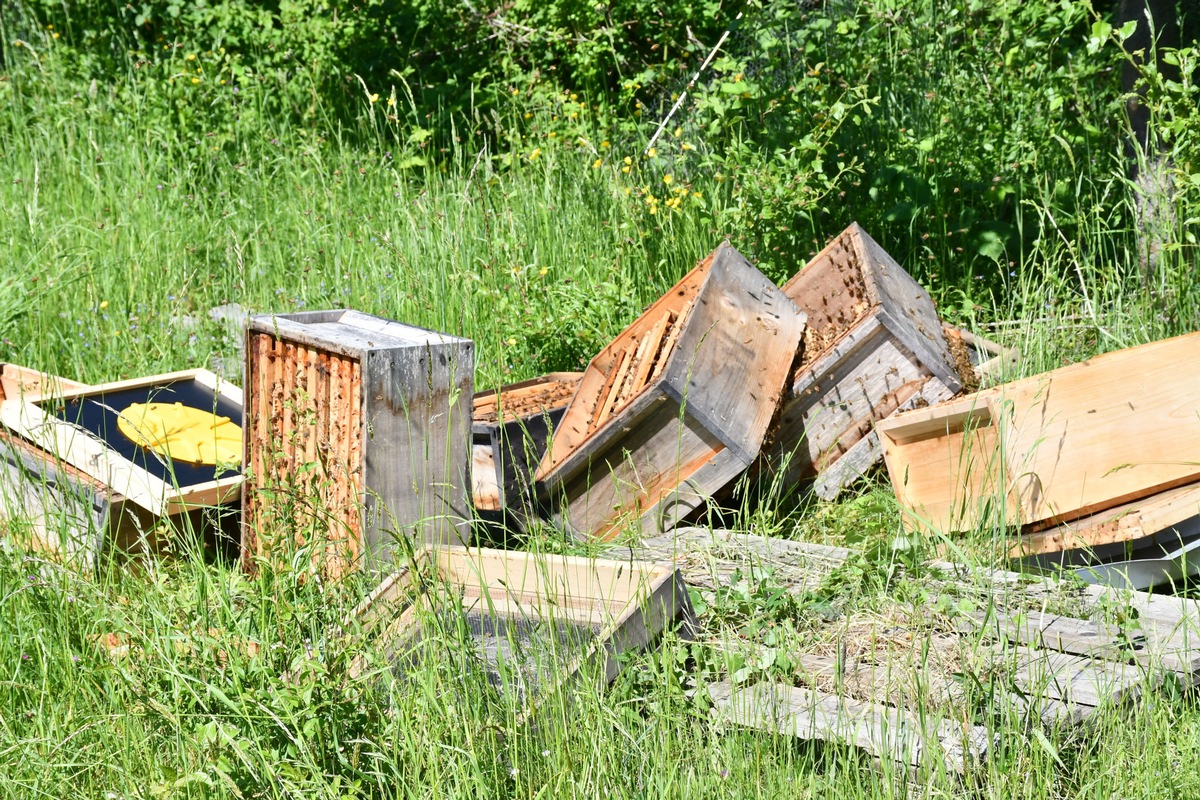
[1,363,90,403]
[878,331,1200,535]
[534,243,807,540]
[754,223,962,499]
[341,545,694,700]
[243,310,474,578]
[810,325,1018,500]
[0,368,243,517]
[471,372,582,528]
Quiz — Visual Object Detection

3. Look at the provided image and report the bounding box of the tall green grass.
[3,0,1200,796]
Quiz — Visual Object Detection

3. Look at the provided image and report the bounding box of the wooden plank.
[472,443,501,512]
[0,364,89,403]
[341,546,695,695]
[933,561,1200,680]
[880,332,1200,534]
[707,680,992,773]
[620,527,852,595]
[1014,482,1200,557]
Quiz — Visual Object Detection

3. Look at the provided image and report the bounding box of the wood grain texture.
[754,224,960,495]
[880,332,1200,534]
[536,244,806,540]
[708,680,992,773]
[342,545,694,693]
[1013,482,1200,556]
[243,310,472,578]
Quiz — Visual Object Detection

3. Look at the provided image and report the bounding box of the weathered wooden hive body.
[243,310,473,577]
[471,372,582,529]
[759,223,962,497]
[535,243,807,540]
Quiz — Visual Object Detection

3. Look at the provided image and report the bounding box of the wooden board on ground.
[472,372,582,529]
[535,244,806,540]
[0,369,243,517]
[751,224,961,501]
[341,545,695,704]
[614,528,1200,772]
[708,680,993,774]
[242,310,473,579]
[878,332,1200,535]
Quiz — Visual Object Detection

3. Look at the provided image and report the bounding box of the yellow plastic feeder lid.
[116,401,242,466]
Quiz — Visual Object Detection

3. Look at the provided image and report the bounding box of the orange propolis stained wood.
[243,310,473,578]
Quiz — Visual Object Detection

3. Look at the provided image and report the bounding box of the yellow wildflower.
[673,126,682,137]
[99,300,109,310]
[601,140,610,148]
[662,174,673,185]
[369,93,379,103]
[622,166,631,174]
[623,156,632,165]
[647,147,657,158]
[387,96,395,107]
[592,158,602,169]
[191,77,200,84]
[681,142,695,151]
[539,267,548,277]
[186,53,196,61]
[530,148,541,159]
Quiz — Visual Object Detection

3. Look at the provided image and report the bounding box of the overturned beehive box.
[878,331,1200,535]
[472,372,582,529]
[342,545,694,704]
[809,325,1018,500]
[243,310,473,578]
[755,223,961,497]
[535,243,806,540]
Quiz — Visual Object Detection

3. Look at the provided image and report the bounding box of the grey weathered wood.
[708,680,992,773]
[0,433,108,567]
[244,310,473,575]
[937,561,1200,680]
[754,223,961,498]
[621,526,852,594]
[536,245,806,540]
[343,546,695,703]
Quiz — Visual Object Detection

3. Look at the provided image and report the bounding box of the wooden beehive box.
[878,331,1200,535]
[472,372,582,529]
[342,545,694,702]
[534,243,807,540]
[810,326,1018,500]
[0,368,243,516]
[243,310,474,578]
[755,223,961,496]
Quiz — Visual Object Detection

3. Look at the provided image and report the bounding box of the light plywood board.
[878,332,1200,534]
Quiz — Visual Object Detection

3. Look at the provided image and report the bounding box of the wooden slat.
[707,680,991,773]
[1014,482,1200,556]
